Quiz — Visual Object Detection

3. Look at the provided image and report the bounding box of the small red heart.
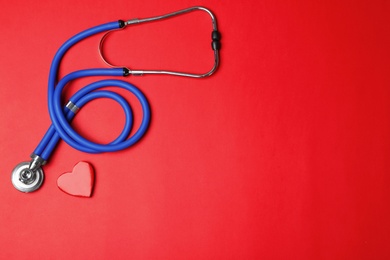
[57,161,94,197]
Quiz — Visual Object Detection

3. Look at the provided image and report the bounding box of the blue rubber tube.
[33,21,151,161]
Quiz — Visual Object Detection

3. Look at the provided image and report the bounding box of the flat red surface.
[1,0,390,259]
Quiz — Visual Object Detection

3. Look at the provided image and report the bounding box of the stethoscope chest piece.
[11,162,44,193]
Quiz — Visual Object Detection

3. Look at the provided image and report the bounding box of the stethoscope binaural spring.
[11,6,221,193]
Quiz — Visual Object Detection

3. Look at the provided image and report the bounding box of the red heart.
[57,161,94,197]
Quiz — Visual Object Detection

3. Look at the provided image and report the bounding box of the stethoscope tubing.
[34,21,151,161]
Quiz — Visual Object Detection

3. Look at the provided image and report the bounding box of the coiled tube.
[33,21,151,161]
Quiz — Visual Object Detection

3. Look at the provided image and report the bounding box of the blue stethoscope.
[11,6,221,193]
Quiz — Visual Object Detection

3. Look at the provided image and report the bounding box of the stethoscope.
[11,6,221,193]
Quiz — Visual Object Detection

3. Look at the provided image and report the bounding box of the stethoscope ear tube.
[99,6,221,78]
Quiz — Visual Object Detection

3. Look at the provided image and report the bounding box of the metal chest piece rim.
[11,162,44,193]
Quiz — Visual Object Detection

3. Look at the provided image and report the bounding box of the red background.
[1,0,390,259]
